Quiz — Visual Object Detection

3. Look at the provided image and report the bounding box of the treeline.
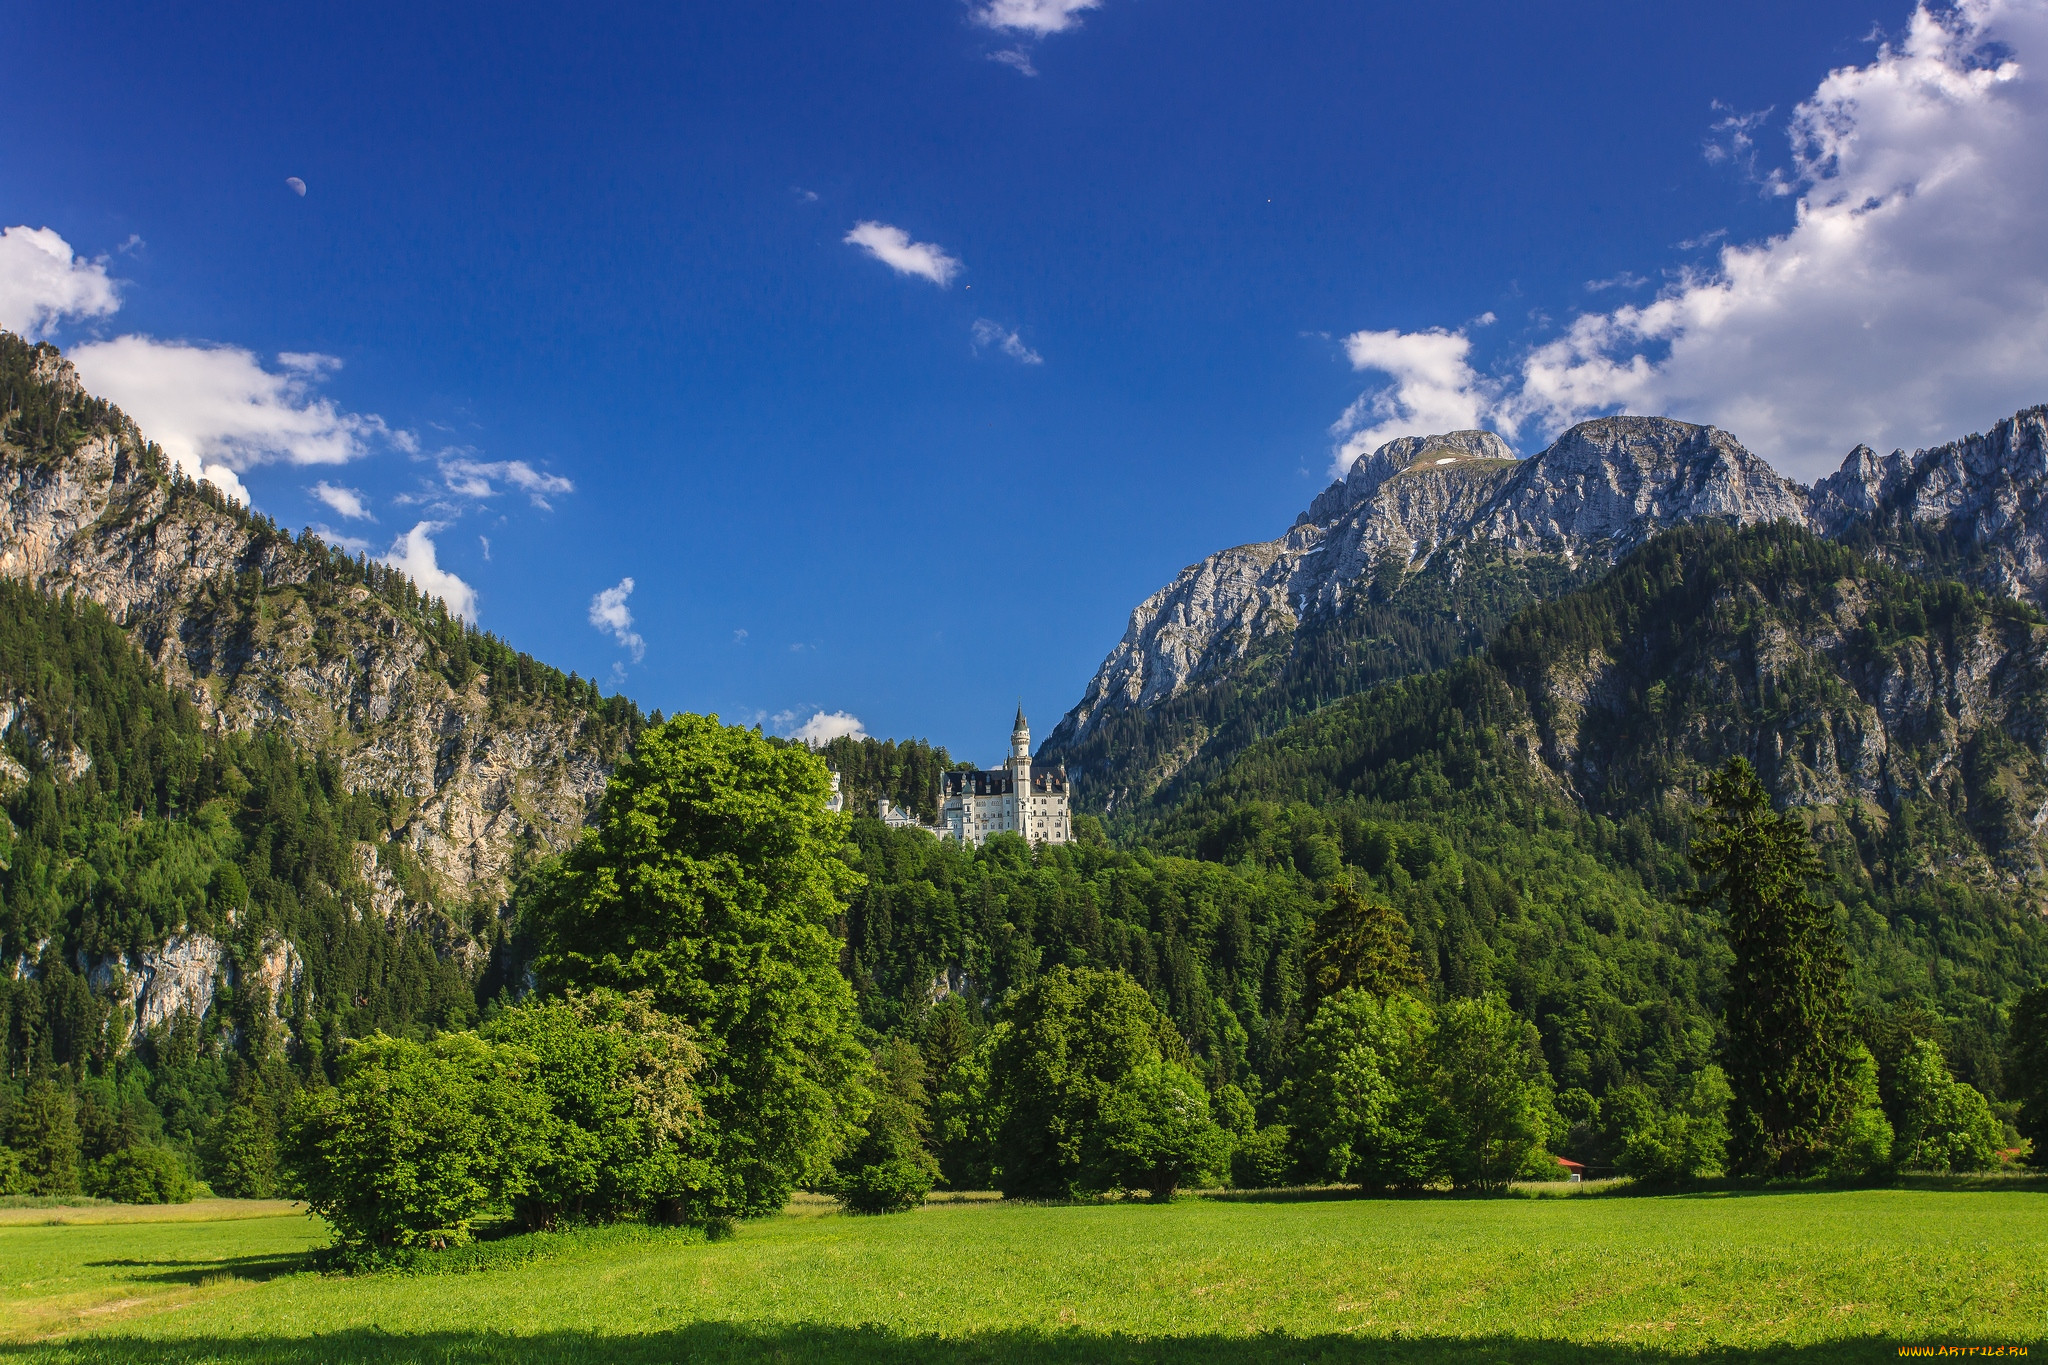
[810,735,966,823]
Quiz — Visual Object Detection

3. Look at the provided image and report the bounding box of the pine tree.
[1302,883,1424,1014]
[7,1078,83,1195]
[1689,757,1855,1176]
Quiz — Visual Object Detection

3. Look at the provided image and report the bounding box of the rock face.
[0,344,631,907]
[1048,406,2048,809]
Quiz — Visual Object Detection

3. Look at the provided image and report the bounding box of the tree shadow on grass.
[6,1323,2027,1365]
[77,1253,306,1286]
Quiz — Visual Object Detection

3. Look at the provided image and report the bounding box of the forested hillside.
[0,332,644,909]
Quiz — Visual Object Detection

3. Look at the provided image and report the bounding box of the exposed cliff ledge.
[0,340,633,907]
[1046,405,2048,811]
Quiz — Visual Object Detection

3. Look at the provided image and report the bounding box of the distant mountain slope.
[1137,521,2048,1079]
[0,333,642,908]
[1046,405,2048,814]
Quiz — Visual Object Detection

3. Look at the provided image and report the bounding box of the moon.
[286,177,307,197]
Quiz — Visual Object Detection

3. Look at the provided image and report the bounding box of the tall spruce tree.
[1689,757,1855,1175]
[1302,883,1424,1014]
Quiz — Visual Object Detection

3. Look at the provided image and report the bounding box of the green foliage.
[1601,1068,1731,1184]
[988,967,1195,1199]
[1431,994,1557,1193]
[5,1078,81,1195]
[1213,1082,1256,1137]
[931,1024,1003,1192]
[282,1033,549,1259]
[1891,1037,2002,1173]
[82,1145,199,1204]
[1229,1123,1294,1189]
[522,714,869,1222]
[1289,988,1443,1189]
[1824,1045,1895,1181]
[1093,1057,1231,1199]
[1689,757,1855,1176]
[812,735,965,824]
[479,989,708,1228]
[2003,983,2048,1165]
[836,1039,938,1215]
[1301,883,1423,1014]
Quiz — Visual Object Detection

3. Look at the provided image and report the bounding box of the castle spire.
[1014,701,1028,733]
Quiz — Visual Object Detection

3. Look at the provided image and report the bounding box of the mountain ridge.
[1045,404,2048,813]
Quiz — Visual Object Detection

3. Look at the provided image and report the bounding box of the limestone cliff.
[0,340,635,911]
[1047,406,2048,812]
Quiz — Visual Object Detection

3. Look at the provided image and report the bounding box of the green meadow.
[3,1186,2044,1364]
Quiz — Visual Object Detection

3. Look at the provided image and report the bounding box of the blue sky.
[6,0,2047,762]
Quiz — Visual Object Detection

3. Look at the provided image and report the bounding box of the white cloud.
[69,337,401,500]
[989,48,1040,76]
[787,710,868,745]
[1502,0,2048,478]
[311,481,371,520]
[382,522,477,621]
[844,221,963,286]
[973,0,1100,36]
[1326,0,2048,482]
[439,455,574,509]
[0,225,121,339]
[1328,328,1509,476]
[589,577,646,662]
[972,318,1044,364]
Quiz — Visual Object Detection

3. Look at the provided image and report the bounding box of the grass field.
[2,1186,2043,1363]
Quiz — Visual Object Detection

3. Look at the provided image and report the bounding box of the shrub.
[1289,989,1444,1189]
[1230,1124,1295,1189]
[481,989,708,1228]
[85,1146,199,1204]
[283,1033,548,1260]
[522,715,869,1223]
[1893,1038,2001,1172]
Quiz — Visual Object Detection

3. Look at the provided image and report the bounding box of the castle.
[940,707,1073,846]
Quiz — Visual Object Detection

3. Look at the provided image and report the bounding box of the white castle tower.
[939,705,1072,846]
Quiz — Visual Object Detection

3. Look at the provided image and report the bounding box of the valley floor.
[1,1187,2042,1363]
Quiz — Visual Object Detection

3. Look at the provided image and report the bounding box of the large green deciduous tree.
[1289,988,1444,1189]
[521,714,869,1221]
[1891,1038,2002,1173]
[990,966,1219,1199]
[1689,757,1856,1176]
[1432,994,1557,1193]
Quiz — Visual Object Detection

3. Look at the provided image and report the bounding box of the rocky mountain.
[0,336,638,907]
[1046,404,2048,814]
[1134,520,2048,1074]
[0,332,643,1040]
